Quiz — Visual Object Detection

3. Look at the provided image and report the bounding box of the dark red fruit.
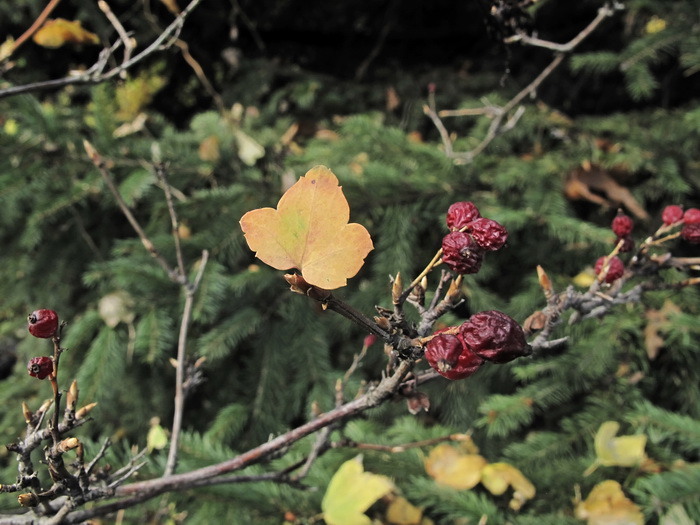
[594,256,625,283]
[468,218,508,251]
[27,309,59,339]
[661,205,683,225]
[460,310,532,364]
[611,212,634,237]
[683,208,700,225]
[424,333,484,380]
[446,202,481,231]
[27,356,54,380]
[681,223,700,244]
[441,232,484,274]
[616,235,635,253]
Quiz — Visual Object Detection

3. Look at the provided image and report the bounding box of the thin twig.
[83,140,180,282]
[97,0,135,79]
[155,164,187,281]
[164,250,210,476]
[336,432,471,454]
[86,438,112,476]
[7,0,63,57]
[503,3,619,52]
[427,3,619,163]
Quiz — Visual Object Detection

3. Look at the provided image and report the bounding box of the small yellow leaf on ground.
[146,418,168,452]
[592,421,647,470]
[575,480,644,525]
[33,19,99,48]
[386,496,423,525]
[481,462,536,511]
[322,455,394,525]
[424,443,487,490]
[240,166,373,289]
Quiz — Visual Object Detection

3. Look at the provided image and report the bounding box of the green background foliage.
[1,0,699,522]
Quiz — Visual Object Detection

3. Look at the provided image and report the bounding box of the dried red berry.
[468,218,508,251]
[661,205,683,225]
[424,333,484,380]
[683,208,700,225]
[446,201,481,231]
[616,235,635,253]
[27,309,59,339]
[460,311,531,364]
[441,232,484,274]
[611,212,634,237]
[681,223,700,244]
[594,256,625,283]
[27,356,54,380]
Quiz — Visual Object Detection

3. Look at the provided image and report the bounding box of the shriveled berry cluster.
[441,202,508,274]
[594,255,625,284]
[27,356,54,380]
[660,205,700,243]
[680,207,700,244]
[424,310,531,380]
[27,309,59,339]
[26,309,59,381]
[611,210,635,253]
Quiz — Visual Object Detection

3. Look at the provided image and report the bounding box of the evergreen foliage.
[0,0,699,523]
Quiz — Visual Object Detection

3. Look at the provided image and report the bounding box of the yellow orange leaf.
[593,421,647,469]
[481,462,536,511]
[240,166,373,289]
[386,496,422,525]
[575,480,644,525]
[33,18,99,48]
[424,443,487,490]
[322,456,394,525]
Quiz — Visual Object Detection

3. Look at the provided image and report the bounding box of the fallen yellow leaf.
[322,456,394,525]
[481,462,536,511]
[386,496,423,525]
[575,480,644,525]
[586,421,646,475]
[424,443,487,490]
[33,18,99,48]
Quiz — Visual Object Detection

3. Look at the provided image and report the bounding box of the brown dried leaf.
[564,164,649,219]
[644,300,681,360]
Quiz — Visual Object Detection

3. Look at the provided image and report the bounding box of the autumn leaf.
[424,443,487,490]
[240,166,373,289]
[585,421,647,475]
[385,496,423,525]
[575,480,644,525]
[146,417,168,452]
[33,18,100,48]
[322,455,394,525]
[644,300,681,360]
[481,462,536,511]
[564,164,649,220]
[234,129,265,166]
